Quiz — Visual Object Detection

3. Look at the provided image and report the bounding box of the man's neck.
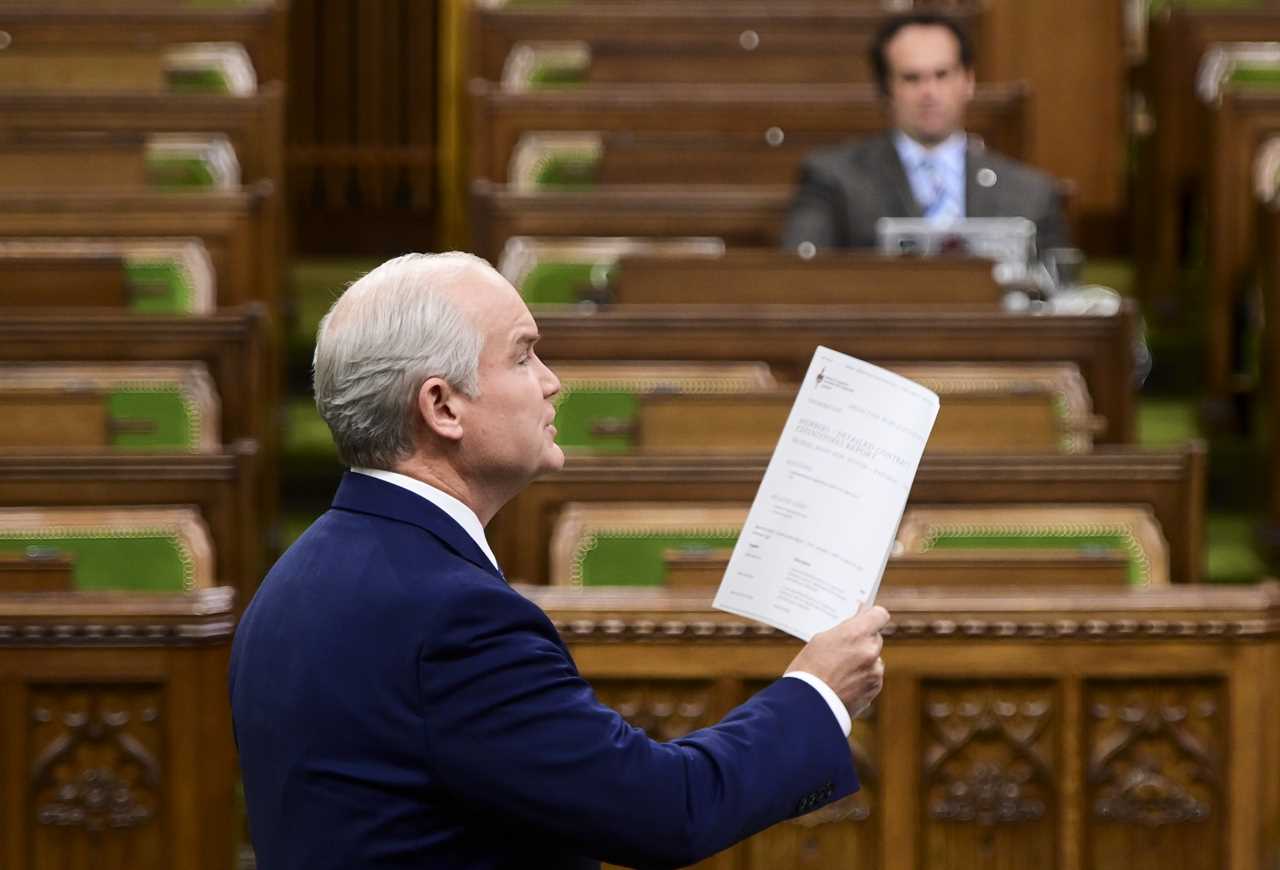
[389,456,507,526]
[896,129,966,152]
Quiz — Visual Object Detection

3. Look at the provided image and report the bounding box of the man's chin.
[536,445,566,477]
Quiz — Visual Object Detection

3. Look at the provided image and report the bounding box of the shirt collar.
[894,130,968,171]
[350,468,500,572]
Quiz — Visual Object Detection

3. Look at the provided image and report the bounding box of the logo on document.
[814,366,853,394]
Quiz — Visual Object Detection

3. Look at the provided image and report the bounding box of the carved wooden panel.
[27,684,166,869]
[1084,680,1224,870]
[921,680,1059,870]
[746,699,879,870]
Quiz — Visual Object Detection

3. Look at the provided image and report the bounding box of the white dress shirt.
[350,468,852,737]
[894,130,967,223]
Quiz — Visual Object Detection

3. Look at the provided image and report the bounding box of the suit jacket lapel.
[965,138,998,218]
[873,133,924,219]
[330,471,505,582]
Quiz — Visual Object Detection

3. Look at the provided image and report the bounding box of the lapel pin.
[977,168,998,188]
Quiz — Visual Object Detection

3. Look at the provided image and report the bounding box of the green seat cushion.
[125,259,198,313]
[520,261,612,304]
[553,389,636,452]
[532,155,600,190]
[0,535,194,592]
[527,64,587,88]
[108,386,201,449]
[923,531,1149,584]
[576,531,741,587]
[145,155,220,189]
[1228,64,1280,89]
[165,68,234,94]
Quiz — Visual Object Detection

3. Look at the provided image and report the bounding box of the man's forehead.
[888,25,961,64]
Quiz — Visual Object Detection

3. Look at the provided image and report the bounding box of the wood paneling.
[286,0,438,254]
[528,582,1280,870]
[0,588,237,870]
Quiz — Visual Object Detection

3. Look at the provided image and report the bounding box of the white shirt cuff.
[783,671,852,737]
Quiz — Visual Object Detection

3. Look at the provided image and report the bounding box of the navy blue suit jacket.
[230,472,858,869]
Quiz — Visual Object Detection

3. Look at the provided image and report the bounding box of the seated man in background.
[782,12,1070,255]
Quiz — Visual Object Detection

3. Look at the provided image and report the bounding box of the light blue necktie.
[918,156,950,219]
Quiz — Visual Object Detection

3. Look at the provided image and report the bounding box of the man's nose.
[541,360,561,398]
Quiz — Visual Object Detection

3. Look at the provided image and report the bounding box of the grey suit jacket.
[781,132,1070,255]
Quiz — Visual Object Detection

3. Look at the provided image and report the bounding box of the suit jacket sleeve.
[1036,182,1072,254]
[417,576,858,869]
[781,157,849,251]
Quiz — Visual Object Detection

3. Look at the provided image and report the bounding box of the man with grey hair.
[229,252,889,869]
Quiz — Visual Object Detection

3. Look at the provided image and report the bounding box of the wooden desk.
[0,587,238,870]
[533,304,1139,445]
[493,446,1205,585]
[469,81,1032,184]
[526,582,1280,870]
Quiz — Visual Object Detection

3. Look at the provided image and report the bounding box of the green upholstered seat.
[165,43,258,96]
[0,363,220,451]
[1198,42,1280,102]
[145,135,240,190]
[897,505,1170,586]
[0,507,214,592]
[502,42,590,91]
[0,238,216,313]
[551,363,776,452]
[551,504,747,587]
[510,133,602,193]
[498,236,725,304]
[552,503,1170,588]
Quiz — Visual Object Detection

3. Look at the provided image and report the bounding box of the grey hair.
[313,252,493,469]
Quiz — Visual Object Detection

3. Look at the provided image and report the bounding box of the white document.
[713,347,939,640]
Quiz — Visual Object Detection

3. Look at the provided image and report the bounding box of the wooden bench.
[0,34,259,95]
[0,308,275,558]
[0,363,221,453]
[549,501,1167,588]
[469,81,1032,184]
[554,362,1099,455]
[472,183,790,261]
[661,547,1133,589]
[1136,7,1280,307]
[0,87,284,189]
[492,444,1207,585]
[0,505,216,592]
[0,238,215,313]
[0,447,260,608]
[1258,161,1280,564]
[0,308,266,448]
[0,131,240,191]
[0,185,273,309]
[534,305,1139,444]
[0,586,238,870]
[613,252,1005,307]
[1204,87,1280,412]
[501,243,1006,306]
[0,3,288,84]
[470,4,984,84]
[526,581,1280,870]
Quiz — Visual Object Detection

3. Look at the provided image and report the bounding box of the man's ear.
[416,376,465,443]
[963,67,976,99]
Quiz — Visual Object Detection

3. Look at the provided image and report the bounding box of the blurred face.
[454,272,563,491]
[883,24,975,146]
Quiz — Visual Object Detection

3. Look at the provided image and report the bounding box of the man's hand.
[786,606,889,719]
